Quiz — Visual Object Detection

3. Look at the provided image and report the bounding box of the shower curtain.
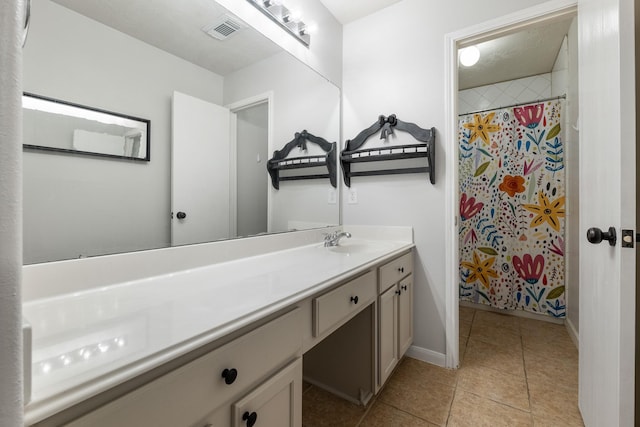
[458,99,566,318]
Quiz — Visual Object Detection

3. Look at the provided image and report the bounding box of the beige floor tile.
[302,310,586,427]
[470,322,522,347]
[533,415,584,427]
[378,368,455,426]
[459,306,476,323]
[459,336,468,364]
[456,364,530,411]
[522,333,578,361]
[447,389,533,427]
[460,319,472,338]
[473,310,520,335]
[524,350,578,388]
[359,402,437,426]
[302,386,367,427]
[463,338,525,378]
[519,317,567,337]
[527,380,583,426]
[394,357,458,389]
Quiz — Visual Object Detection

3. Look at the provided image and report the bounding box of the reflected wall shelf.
[341,114,435,187]
[267,130,337,189]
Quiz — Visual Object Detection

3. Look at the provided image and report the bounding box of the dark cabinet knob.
[176,211,187,219]
[398,267,404,273]
[243,411,257,427]
[402,285,408,291]
[350,296,359,304]
[587,226,616,246]
[395,289,401,295]
[221,368,238,385]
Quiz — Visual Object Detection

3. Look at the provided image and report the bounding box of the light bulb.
[289,9,302,21]
[459,46,480,67]
[301,22,317,35]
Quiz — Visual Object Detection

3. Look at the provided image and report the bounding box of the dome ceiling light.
[459,46,480,67]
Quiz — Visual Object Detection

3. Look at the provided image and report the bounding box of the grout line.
[376,400,444,426]
[521,325,536,422]
[354,394,377,427]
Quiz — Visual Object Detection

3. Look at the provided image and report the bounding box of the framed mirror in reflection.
[23,92,150,161]
[22,0,340,265]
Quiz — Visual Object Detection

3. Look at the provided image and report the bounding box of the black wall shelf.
[267,130,337,189]
[341,114,435,187]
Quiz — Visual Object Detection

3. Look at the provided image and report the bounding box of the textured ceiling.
[52,0,572,89]
[459,18,574,90]
[52,0,282,76]
[318,0,402,24]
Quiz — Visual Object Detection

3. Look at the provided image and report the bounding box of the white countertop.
[23,236,413,424]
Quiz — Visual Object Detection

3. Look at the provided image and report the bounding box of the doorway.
[457,16,578,323]
[227,92,273,237]
[443,0,578,370]
[235,102,269,237]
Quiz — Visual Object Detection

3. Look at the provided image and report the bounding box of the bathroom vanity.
[22,226,414,426]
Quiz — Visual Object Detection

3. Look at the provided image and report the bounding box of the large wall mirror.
[23,0,340,264]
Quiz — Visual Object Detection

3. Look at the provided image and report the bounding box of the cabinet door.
[378,285,398,388]
[232,358,302,427]
[398,275,413,357]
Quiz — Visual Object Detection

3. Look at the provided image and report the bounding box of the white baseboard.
[460,301,565,324]
[405,345,446,368]
[565,317,579,350]
[302,376,371,406]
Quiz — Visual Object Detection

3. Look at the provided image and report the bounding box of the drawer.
[379,251,413,293]
[68,309,302,427]
[201,358,302,427]
[313,270,376,337]
[231,358,302,427]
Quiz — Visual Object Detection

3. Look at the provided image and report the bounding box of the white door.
[171,91,234,246]
[578,0,635,424]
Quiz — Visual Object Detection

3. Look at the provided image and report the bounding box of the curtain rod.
[458,94,567,117]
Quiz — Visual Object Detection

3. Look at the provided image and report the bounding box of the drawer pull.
[350,295,359,304]
[398,267,405,273]
[221,368,238,385]
[243,411,258,427]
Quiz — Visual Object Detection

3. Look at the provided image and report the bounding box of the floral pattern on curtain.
[458,99,566,317]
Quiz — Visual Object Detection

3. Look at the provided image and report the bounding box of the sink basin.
[325,239,396,255]
[328,243,372,254]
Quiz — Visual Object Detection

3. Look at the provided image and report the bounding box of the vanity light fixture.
[247,0,311,46]
[459,45,480,67]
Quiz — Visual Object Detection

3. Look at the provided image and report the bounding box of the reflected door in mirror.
[171,91,233,246]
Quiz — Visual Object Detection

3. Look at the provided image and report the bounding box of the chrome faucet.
[324,231,352,247]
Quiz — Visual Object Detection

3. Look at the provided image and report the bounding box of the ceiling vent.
[202,14,246,41]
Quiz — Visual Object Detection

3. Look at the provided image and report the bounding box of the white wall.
[216,0,343,87]
[22,0,223,263]
[224,52,341,232]
[342,0,552,362]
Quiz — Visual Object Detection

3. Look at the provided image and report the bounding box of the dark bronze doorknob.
[586,227,616,246]
[176,211,186,220]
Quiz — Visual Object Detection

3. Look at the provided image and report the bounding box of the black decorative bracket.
[340,114,435,187]
[267,130,337,189]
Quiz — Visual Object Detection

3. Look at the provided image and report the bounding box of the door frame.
[226,92,274,235]
[443,0,578,370]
